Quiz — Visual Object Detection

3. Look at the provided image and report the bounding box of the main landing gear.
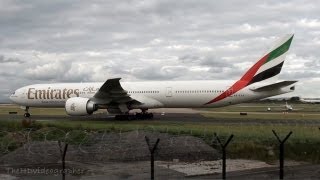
[23,106,31,118]
[115,110,154,120]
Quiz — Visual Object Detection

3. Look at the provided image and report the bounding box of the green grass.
[1,119,318,141]
[201,112,320,120]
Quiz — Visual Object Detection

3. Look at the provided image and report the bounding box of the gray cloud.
[1,0,320,102]
[0,55,24,64]
[178,54,235,68]
[132,65,189,80]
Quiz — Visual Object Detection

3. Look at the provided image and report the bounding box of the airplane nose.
[9,94,15,102]
[9,90,18,103]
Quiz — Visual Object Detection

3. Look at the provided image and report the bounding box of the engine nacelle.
[65,97,97,116]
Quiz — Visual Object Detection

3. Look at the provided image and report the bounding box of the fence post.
[214,133,234,180]
[272,130,292,180]
[145,136,160,180]
[58,141,69,180]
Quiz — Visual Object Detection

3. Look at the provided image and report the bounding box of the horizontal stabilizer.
[250,81,297,92]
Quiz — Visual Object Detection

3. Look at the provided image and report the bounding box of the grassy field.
[201,112,320,120]
[30,120,320,143]
[0,103,319,163]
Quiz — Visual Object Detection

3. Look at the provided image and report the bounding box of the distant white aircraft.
[282,101,305,112]
[300,98,320,104]
[283,101,293,111]
[10,34,297,120]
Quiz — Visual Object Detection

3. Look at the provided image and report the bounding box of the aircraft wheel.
[24,113,30,118]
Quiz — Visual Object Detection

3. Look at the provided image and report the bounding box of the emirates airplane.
[10,34,297,120]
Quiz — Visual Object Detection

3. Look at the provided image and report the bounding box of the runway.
[2,112,320,126]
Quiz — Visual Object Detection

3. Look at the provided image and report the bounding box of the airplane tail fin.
[204,34,294,105]
[240,34,294,85]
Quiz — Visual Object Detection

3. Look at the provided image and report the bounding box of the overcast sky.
[1,0,320,102]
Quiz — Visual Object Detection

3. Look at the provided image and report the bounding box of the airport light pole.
[145,136,160,180]
[214,133,234,180]
[272,130,292,180]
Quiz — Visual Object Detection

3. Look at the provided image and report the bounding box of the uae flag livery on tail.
[248,34,293,85]
[205,34,294,105]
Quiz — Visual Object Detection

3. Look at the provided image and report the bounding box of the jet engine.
[65,97,97,116]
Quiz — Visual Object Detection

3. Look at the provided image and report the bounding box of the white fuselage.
[10,80,291,110]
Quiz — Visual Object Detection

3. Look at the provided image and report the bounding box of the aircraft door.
[166,87,172,97]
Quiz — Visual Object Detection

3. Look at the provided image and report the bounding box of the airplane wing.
[90,78,140,106]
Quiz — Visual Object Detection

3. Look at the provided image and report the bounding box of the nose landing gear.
[21,106,32,127]
[23,106,30,118]
[24,113,30,118]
